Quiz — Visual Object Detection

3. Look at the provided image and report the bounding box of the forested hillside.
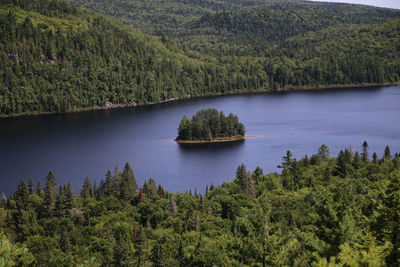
[182,2,400,56]
[66,0,400,56]
[1,143,400,265]
[1,0,400,116]
[0,0,227,115]
[66,0,275,36]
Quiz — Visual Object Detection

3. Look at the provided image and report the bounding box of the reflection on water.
[177,140,245,151]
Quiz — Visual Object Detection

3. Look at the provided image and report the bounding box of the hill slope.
[0,0,252,115]
[1,0,400,116]
[66,0,400,56]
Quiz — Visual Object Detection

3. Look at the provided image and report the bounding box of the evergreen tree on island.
[176,108,245,141]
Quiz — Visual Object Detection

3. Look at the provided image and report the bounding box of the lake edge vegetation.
[1,0,400,117]
[1,142,400,266]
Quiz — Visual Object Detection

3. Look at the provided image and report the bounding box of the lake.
[1,85,399,195]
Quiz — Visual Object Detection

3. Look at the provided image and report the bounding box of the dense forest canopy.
[66,0,400,57]
[1,143,399,265]
[176,108,245,141]
[1,0,400,116]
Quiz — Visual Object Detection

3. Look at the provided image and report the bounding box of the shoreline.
[175,136,256,144]
[1,82,399,118]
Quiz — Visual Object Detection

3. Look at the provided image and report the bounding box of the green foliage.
[1,0,400,116]
[0,234,35,266]
[176,108,245,141]
[0,57,399,264]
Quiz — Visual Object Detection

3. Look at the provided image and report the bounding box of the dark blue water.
[1,85,399,195]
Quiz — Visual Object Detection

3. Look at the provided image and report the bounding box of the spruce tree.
[28,178,34,194]
[98,179,105,199]
[384,145,391,159]
[323,167,332,182]
[244,171,256,199]
[372,152,378,163]
[81,177,93,199]
[169,195,177,214]
[15,179,28,209]
[143,178,157,198]
[0,193,6,208]
[105,170,115,197]
[43,171,57,217]
[36,181,43,197]
[93,180,99,199]
[193,211,201,231]
[336,150,346,178]
[280,150,294,168]
[353,151,361,169]
[157,185,164,199]
[318,144,330,161]
[121,162,138,201]
[362,141,369,162]
[150,237,166,267]
[135,226,147,266]
[236,163,247,189]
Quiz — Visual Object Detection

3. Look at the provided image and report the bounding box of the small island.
[175,108,246,143]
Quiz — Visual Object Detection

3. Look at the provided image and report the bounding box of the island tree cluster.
[176,108,245,141]
[0,143,400,265]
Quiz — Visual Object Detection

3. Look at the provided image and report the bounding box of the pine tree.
[323,167,332,182]
[253,166,264,183]
[28,178,34,194]
[4,10,17,41]
[193,211,201,231]
[236,163,247,189]
[0,193,7,208]
[120,163,138,201]
[105,170,115,197]
[344,148,353,163]
[98,179,105,199]
[157,185,164,199]
[43,171,57,217]
[372,152,378,163]
[353,151,361,169]
[150,237,166,267]
[244,171,255,199]
[14,179,28,209]
[280,150,294,168]
[362,141,369,162]
[62,182,74,217]
[318,144,330,161]
[36,181,43,197]
[135,226,147,267]
[143,178,157,198]
[303,155,310,166]
[169,195,177,214]
[384,145,391,159]
[80,177,93,199]
[93,180,99,199]
[138,189,143,203]
[336,150,347,178]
